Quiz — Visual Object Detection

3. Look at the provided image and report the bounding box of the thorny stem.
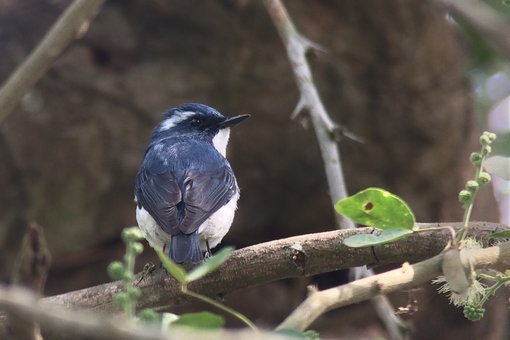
[181,284,259,332]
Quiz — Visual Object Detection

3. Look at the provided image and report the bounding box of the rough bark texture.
[0,0,502,338]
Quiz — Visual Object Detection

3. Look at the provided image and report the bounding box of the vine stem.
[124,244,136,318]
[458,149,485,243]
[181,285,259,332]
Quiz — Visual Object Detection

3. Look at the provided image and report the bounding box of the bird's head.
[152,103,249,156]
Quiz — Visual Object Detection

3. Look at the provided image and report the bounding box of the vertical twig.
[263,0,352,228]
[9,222,51,340]
[0,0,106,124]
[262,1,409,338]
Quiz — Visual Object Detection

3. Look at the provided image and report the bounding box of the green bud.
[127,286,141,299]
[132,242,144,255]
[470,152,482,165]
[463,304,485,321]
[114,292,128,307]
[459,190,472,204]
[121,227,144,243]
[477,172,491,185]
[480,134,491,146]
[107,261,125,280]
[138,309,160,322]
[482,145,492,155]
[483,131,496,142]
[466,180,479,192]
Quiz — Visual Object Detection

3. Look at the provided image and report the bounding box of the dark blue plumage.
[134,103,249,263]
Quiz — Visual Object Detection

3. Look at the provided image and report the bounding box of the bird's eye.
[190,118,201,126]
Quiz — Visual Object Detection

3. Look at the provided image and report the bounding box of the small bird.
[134,103,249,263]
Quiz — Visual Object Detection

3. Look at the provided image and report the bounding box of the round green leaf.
[343,228,413,247]
[335,188,415,230]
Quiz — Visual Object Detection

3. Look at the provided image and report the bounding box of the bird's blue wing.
[135,141,237,236]
[135,146,182,235]
[179,160,237,234]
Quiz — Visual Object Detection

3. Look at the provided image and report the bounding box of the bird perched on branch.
[134,103,249,263]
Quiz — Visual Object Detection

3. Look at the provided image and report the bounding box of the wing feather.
[135,139,236,236]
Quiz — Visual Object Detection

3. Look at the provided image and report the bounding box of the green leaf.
[171,311,225,329]
[156,249,187,284]
[335,188,415,230]
[275,328,321,339]
[186,246,234,282]
[343,228,413,247]
[490,230,510,239]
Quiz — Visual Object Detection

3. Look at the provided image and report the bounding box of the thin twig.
[277,238,510,330]
[9,222,51,340]
[262,0,351,228]
[262,1,409,337]
[0,0,105,124]
[0,286,284,340]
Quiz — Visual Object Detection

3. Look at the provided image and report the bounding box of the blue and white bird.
[134,103,249,263]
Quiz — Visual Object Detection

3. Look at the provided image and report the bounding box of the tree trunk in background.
[0,0,503,338]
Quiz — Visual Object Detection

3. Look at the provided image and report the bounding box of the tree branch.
[432,0,510,60]
[277,235,510,331]
[0,285,286,340]
[41,222,506,313]
[0,223,507,338]
[0,0,105,124]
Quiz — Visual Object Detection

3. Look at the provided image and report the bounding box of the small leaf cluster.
[458,131,496,243]
[107,227,144,318]
[463,303,485,321]
[458,132,495,205]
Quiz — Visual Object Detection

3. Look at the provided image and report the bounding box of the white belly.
[136,205,171,250]
[135,191,239,252]
[197,191,239,250]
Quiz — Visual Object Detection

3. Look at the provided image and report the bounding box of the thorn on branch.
[299,35,328,54]
[290,96,307,120]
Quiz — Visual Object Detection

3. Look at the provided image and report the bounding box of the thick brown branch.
[0,0,105,124]
[44,222,506,312]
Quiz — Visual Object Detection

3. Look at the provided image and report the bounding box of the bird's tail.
[169,231,203,263]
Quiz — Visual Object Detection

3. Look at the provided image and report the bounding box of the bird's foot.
[135,262,157,285]
[203,239,213,259]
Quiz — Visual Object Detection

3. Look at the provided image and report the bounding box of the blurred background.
[1,0,509,338]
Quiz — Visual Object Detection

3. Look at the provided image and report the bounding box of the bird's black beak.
[217,114,250,129]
